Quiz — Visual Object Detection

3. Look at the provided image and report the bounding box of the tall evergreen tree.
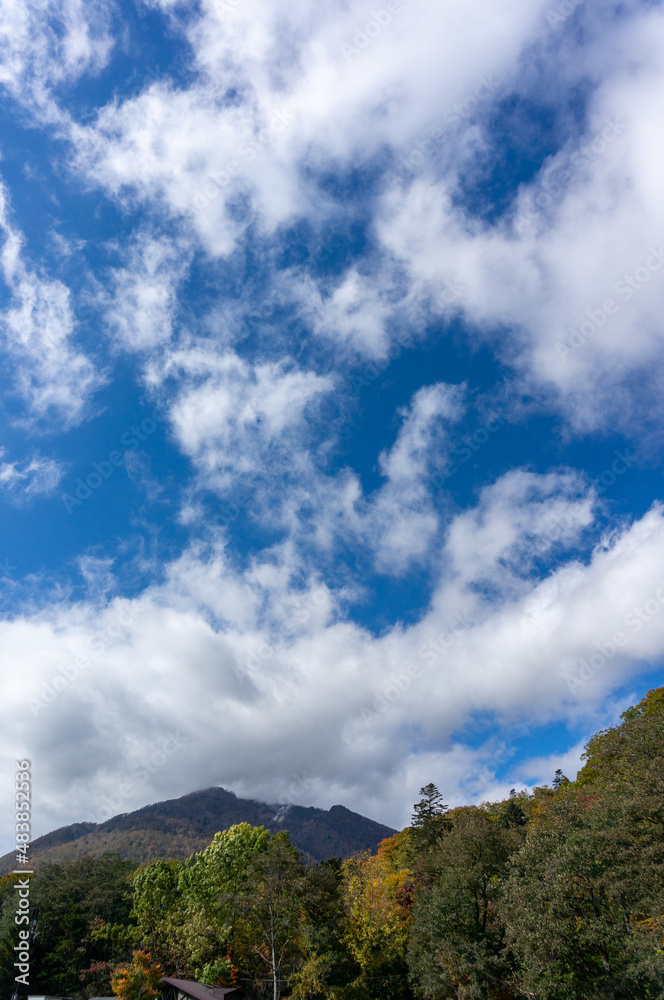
[500,799,527,829]
[411,784,449,847]
[552,769,569,790]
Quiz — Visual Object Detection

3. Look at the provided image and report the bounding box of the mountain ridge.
[1,786,396,872]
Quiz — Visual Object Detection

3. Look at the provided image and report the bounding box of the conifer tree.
[552,769,569,790]
[411,783,449,847]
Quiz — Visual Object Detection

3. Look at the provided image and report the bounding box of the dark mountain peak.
[0,786,396,873]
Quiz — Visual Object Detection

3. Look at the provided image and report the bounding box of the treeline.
[1,687,662,999]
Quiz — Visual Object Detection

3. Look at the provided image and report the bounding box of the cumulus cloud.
[380,383,466,484]
[443,468,596,590]
[361,383,466,572]
[300,269,398,357]
[3,481,664,844]
[0,0,112,120]
[2,0,664,855]
[51,0,664,435]
[187,380,467,575]
[167,346,334,491]
[68,0,551,256]
[374,4,664,434]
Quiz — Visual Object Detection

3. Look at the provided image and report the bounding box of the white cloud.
[361,383,466,572]
[0,0,112,120]
[301,269,397,357]
[13,0,664,438]
[380,383,465,484]
[0,182,102,428]
[68,0,552,256]
[375,5,664,434]
[166,346,334,491]
[1,0,663,860]
[443,468,595,589]
[62,0,664,434]
[71,83,297,258]
[0,451,64,500]
[3,474,663,844]
[101,231,191,352]
[512,738,587,789]
[217,381,466,575]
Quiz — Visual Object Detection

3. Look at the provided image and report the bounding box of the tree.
[501,785,664,998]
[578,686,664,788]
[501,695,664,999]
[341,834,414,999]
[131,860,187,974]
[408,807,517,999]
[111,950,162,1000]
[289,858,360,1000]
[131,824,273,985]
[183,822,273,987]
[500,798,527,829]
[241,832,307,1000]
[411,784,450,848]
[3,855,137,998]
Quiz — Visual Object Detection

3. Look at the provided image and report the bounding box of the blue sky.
[2,0,664,848]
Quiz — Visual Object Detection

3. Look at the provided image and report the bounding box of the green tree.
[289,858,360,1000]
[501,786,664,998]
[133,823,306,996]
[183,822,272,986]
[408,807,518,999]
[552,769,569,790]
[578,686,664,788]
[501,690,664,999]
[500,793,527,829]
[240,832,307,1000]
[412,784,449,845]
[131,859,190,974]
[131,824,273,985]
[0,855,136,999]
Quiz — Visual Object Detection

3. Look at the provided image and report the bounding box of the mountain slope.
[1,787,395,872]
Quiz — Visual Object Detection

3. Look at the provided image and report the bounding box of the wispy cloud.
[0,181,103,429]
[0,451,64,501]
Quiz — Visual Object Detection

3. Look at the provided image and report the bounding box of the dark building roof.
[160,977,242,1000]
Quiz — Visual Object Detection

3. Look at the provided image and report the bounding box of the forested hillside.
[1,688,662,1000]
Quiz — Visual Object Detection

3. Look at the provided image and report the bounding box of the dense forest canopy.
[2,688,662,1000]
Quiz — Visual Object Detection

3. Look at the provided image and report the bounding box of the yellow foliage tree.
[341,834,413,991]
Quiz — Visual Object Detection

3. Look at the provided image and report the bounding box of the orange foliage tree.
[111,950,163,1000]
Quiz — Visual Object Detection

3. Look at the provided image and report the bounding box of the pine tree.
[501,798,527,828]
[411,784,449,846]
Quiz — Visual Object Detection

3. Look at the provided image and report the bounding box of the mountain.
[0,787,396,873]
